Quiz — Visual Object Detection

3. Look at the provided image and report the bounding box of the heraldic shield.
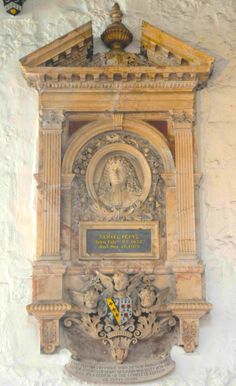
[106,296,132,325]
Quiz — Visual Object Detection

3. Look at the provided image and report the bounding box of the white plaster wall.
[0,0,236,385]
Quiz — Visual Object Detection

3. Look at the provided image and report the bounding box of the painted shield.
[106,296,132,325]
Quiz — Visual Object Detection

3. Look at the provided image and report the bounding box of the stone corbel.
[169,302,212,352]
[27,302,71,354]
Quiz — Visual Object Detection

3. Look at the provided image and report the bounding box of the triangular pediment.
[20,19,213,71]
[20,6,214,91]
[141,21,214,68]
[20,21,93,68]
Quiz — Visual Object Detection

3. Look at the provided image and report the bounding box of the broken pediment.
[141,21,214,68]
[20,21,93,68]
[20,3,214,89]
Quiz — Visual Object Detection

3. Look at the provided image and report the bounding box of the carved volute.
[21,2,214,383]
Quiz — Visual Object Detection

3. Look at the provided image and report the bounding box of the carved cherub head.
[139,286,156,308]
[113,272,129,292]
[84,287,99,309]
[111,347,128,364]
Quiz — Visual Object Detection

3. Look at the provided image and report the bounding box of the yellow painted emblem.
[106,298,121,325]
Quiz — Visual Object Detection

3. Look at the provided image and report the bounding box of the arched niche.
[62,119,175,175]
[60,118,177,264]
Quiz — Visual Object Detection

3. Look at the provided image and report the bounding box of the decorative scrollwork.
[65,272,175,364]
[182,319,198,353]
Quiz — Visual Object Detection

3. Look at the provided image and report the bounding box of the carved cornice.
[169,301,212,316]
[27,301,71,319]
[23,72,198,92]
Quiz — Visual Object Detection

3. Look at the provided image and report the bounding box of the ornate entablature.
[21,3,214,383]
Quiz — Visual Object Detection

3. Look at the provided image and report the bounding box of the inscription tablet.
[87,229,151,254]
[79,221,159,259]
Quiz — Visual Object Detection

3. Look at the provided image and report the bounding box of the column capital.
[39,109,66,131]
[171,110,195,131]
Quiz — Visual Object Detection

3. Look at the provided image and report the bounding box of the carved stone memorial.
[21,3,214,383]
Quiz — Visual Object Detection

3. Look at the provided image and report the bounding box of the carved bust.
[97,156,142,208]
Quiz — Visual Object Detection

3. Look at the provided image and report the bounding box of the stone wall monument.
[20,3,214,383]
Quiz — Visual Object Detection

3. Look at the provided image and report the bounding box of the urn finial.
[110,3,123,23]
[101,2,133,51]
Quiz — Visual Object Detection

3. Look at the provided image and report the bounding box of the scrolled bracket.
[169,301,212,353]
[27,301,71,355]
[40,319,59,354]
[181,318,199,353]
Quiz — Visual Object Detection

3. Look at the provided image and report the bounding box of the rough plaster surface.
[0,0,236,385]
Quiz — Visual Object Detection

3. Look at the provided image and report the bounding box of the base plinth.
[65,354,175,384]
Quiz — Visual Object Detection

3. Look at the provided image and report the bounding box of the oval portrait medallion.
[86,143,151,210]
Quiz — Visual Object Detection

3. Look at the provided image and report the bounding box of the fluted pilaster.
[38,110,65,260]
[173,111,196,257]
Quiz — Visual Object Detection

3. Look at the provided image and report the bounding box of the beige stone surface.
[20,2,212,381]
[0,0,235,385]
